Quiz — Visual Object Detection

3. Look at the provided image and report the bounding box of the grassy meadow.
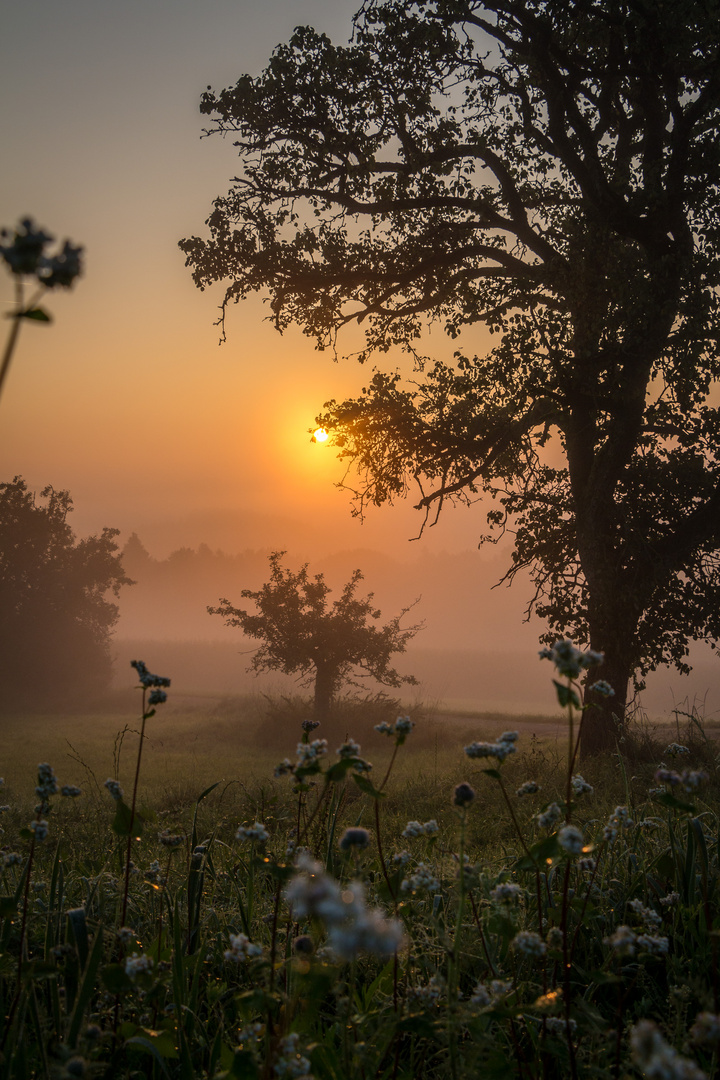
[1,656,720,1079]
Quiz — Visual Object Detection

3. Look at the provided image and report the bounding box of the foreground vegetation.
[1,647,719,1079]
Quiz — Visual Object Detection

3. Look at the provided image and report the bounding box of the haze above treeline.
[114,523,720,719]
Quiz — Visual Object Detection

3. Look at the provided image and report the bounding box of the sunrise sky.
[0,0,488,557]
[2,0,718,714]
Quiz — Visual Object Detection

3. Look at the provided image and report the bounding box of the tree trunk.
[313,661,338,721]
[580,648,630,757]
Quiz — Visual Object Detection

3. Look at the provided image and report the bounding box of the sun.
[312,427,329,443]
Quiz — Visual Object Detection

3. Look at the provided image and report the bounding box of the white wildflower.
[558,825,584,855]
[236,822,269,843]
[401,863,440,894]
[536,803,562,829]
[512,931,547,958]
[125,953,154,978]
[224,932,263,962]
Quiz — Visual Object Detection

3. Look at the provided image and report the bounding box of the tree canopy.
[182,0,720,752]
[208,551,421,718]
[0,477,132,708]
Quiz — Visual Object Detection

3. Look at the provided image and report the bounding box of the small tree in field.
[208,551,422,718]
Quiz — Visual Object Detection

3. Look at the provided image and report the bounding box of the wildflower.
[144,859,164,885]
[30,819,49,841]
[148,689,167,706]
[238,1021,264,1046]
[402,819,438,838]
[630,1019,706,1080]
[302,719,320,733]
[393,850,411,867]
[681,769,708,792]
[464,740,516,761]
[339,827,370,851]
[273,1032,312,1078]
[571,774,594,796]
[293,934,314,956]
[125,952,154,978]
[453,782,476,808]
[104,778,123,801]
[604,925,636,956]
[471,983,492,1006]
[158,830,184,849]
[36,764,59,800]
[337,739,361,759]
[588,680,614,697]
[407,975,444,1007]
[3,852,22,867]
[604,805,632,840]
[546,927,564,949]
[628,899,662,928]
[636,934,669,955]
[0,218,55,275]
[578,857,596,872]
[224,932,263,962]
[394,716,414,735]
[61,785,82,797]
[401,863,440,894]
[117,927,135,944]
[512,931,547,958]
[655,768,681,785]
[0,805,10,813]
[660,891,680,907]
[490,881,522,903]
[558,825,584,855]
[545,1017,577,1036]
[666,743,690,757]
[274,758,295,778]
[539,640,604,679]
[131,660,171,689]
[517,780,541,797]
[691,1012,720,1047]
[236,822,269,843]
[536,803,562,829]
[296,739,328,765]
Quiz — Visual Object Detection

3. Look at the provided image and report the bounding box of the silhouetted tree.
[209,551,422,718]
[0,477,132,708]
[182,0,720,753]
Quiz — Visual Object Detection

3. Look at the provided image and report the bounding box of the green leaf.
[516,834,562,871]
[0,897,17,918]
[553,680,580,709]
[352,774,387,799]
[325,758,357,783]
[101,962,134,994]
[19,307,51,322]
[128,1028,179,1060]
[654,792,696,814]
[112,799,143,837]
[482,768,502,780]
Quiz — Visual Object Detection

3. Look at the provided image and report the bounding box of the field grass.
[1,665,719,1079]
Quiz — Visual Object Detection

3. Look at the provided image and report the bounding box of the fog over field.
[113,529,720,720]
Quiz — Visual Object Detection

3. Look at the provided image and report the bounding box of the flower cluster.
[104,779,123,802]
[571,774,594,796]
[655,767,708,793]
[516,780,541,797]
[375,715,415,740]
[536,803,562,829]
[236,822,269,843]
[402,819,439,838]
[273,1032,313,1079]
[512,931,547,958]
[630,1020,706,1080]
[465,730,518,762]
[1,218,83,288]
[558,824,585,855]
[131,660,171,706]
[224,932,263,962]
[490,881,522,903]
[125,953,154,978]
[401,863,440,895]
[339,827,370,851]
[471,979,513,1006]
[604,805,633,841]
[539,640,604,679]
[285,852,404,960]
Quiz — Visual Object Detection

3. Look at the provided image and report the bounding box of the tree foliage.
[0,477,133,708]
[208,551,421,717]
[182,0,720,751]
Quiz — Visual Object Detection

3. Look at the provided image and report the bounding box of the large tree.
[181,0,720,753]
[0,477,132,708]
[209,551,421,718]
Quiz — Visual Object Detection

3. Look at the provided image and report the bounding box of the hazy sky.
[0,0,487,557]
